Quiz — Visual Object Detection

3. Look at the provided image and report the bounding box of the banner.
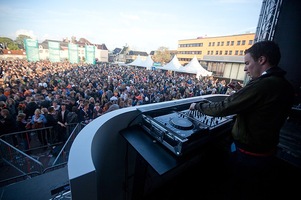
[68,43,79,64]
[48,41,60,62]
[24,39,40,62]
[85,45,95,64]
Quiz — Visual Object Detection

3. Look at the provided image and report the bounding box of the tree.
[152,46,172,65]
[0,37,19,50]
[15,34,31,49]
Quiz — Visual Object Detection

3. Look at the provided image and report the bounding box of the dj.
[189,40,294,199]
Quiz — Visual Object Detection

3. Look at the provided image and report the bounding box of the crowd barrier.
[0,122,85,186]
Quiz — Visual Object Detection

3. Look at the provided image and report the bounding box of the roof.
[128,50,148,56]
[1,49,26,55]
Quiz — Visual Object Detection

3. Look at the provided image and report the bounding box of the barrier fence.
[0,122,85,186]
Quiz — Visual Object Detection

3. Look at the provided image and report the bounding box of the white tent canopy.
[127,55,154,70]
[162,55,183,71]
[143,55,154,70]
[179,56,212,77]
[126,55,144,67]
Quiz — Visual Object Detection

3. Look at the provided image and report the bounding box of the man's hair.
[244,40,281,66]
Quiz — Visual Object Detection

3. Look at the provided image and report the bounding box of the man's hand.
[189,99,211,110]
[189,103,196,110]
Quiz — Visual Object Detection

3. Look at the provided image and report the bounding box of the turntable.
[152,111,207,139]
[170,117,194,130]
[141,110,234,156]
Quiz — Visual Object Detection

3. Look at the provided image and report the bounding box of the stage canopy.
[143,55,154,70]
[162,55,183,71]
[126,55,144,67]
[126,55,154,69]
[178,56,212,77]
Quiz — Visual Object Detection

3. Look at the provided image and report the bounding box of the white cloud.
[15,29,36,40]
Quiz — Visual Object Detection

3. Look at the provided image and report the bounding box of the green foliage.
[0,37,15,49]
[152,46,171,64]
[7,43,19,50]
[0,35,31,50]
[15,34,31,49]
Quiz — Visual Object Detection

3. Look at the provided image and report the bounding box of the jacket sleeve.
[195,81,261,117]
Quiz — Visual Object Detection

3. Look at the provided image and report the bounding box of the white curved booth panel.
[68,95,231,200]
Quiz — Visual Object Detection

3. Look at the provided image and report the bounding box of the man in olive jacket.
[190,40,295,199]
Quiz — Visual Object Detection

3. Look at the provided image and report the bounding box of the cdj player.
[141,109,234,156]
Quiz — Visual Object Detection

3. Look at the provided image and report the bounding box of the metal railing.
[0,138,44,187]
[51,122,85,167]
[0,122,85,186]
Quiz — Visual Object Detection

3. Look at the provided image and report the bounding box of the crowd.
[0,59,237,145]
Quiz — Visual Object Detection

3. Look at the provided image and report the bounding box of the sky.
[0,0,263,53]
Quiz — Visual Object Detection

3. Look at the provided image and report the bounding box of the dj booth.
[68,95,234,200]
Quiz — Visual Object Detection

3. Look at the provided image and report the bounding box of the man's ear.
[258,56,267,65]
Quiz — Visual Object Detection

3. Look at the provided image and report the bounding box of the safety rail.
[0,138,44,177]
[52,122,86,167]
[0,122,85,186]
[0,123,79,155]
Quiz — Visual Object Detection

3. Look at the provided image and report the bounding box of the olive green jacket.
[195,67,294,153]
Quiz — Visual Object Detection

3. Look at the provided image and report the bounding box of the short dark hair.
[245,40,281,66]
[48,106,55,112]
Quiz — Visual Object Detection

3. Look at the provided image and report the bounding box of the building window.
[248,40,253,45]
[231,41,234,46]
[211,51,213,55]
[239,50,244,55]
[212,42,215,46]
[242,40,246,45]
[215,51,218,55]
[226,41,230,46]
[229,50,232,55]
[207,51,210,55]
[225,50,228,55]
[235,50,238,55]
[237,41,241,45]
[209,42,211,46]
[221,41,224,46]
[217,42,220,46]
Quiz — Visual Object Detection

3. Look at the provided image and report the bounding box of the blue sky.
[0,0,262,53]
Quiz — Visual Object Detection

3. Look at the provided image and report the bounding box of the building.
[109,45,149,64]
[38,38,109,63]
[0,49,26,60]
[177,33,255,81]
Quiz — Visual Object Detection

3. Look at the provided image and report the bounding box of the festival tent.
[162,55,183,71]
[126,55,154,70]
[142,55,154,70]
[179,56,212,77]
[126,55,144,67]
